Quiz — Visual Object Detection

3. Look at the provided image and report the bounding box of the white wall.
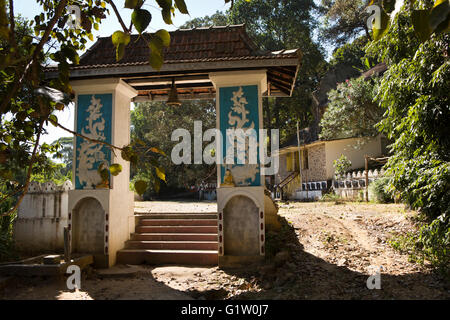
[325,136,382,180]
[15,181,72,252]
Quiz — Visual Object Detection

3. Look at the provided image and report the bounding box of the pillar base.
[217,186,265,259]
[68,189,134,268]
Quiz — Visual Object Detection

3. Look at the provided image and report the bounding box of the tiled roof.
[76,24,299,69]
[45,25,301,99]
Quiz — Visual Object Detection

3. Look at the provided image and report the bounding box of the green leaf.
[174,0,189,14]
[63,46,80,65]
[155,167,166,181]
[412,10,432,42]
[109,163,123,176]
[364,58,371,70]
[434,15,450,34]
[134,180,148,196]
[149,35,164,52]
[112,31,131,46]
[3,135,11,144]
[121,145,138,164]
[132,9,152,34]
[48,114,58,126]
[429,0,450,32]
[121,146,132,161]
[155,29,171,47]
[149,50,164,70]
[156,0,173,24]
[149,146,166,156]
[112,31,131,61]
[162,7,172,24]
[116,43,126,61]
[372,10,390,41]
[148,35,165,70]
[124,0,139,9]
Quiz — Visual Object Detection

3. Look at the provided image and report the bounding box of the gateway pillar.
[210,71,267,267]
[68,79,137,267]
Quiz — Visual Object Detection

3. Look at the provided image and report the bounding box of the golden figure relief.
[222,169,235,187]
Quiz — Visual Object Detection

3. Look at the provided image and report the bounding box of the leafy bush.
[368,176,393,203]
[365,3,449,276]
[320,77,383,141]
[0,195,17,262]
[390,213,449,279]
[333,155,351,180]
[418,214,450,278]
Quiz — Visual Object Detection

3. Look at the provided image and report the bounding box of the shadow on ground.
[186,217,449,300]
[1,216,448,300]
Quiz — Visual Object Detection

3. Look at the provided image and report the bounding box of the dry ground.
[1,201,449,300]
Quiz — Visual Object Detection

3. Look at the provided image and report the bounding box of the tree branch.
[0,0,68,115]
[53,120,121,157]
[106,0,129,33]
[8,0,17,53]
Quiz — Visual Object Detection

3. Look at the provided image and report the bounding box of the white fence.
[14,181,73,252]
[333,169,384,200]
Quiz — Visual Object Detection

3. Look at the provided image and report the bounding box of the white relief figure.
[223,86,259,186]
[76,95,108,189]
[228,87,255,130]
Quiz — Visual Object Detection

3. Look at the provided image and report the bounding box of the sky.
[15,0,233,145]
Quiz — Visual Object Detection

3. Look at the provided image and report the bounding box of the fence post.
[365,155,369,202]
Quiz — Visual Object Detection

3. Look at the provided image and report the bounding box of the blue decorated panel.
[219,85,261,187]
[75,94,112,190]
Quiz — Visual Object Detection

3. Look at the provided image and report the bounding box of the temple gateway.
[45,24,301,268]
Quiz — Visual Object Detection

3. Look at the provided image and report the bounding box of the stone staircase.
[117,212,218,266]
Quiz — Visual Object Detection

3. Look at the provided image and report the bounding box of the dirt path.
[1,202,448,300]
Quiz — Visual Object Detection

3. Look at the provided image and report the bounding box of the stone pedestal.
[210,71,267,267]
[68,79,136,268]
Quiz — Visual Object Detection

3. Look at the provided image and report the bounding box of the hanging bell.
[167,79,182,106]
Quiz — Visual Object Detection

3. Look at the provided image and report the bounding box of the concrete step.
[136,225,218,234]
[125,240,218,250]
[137,213,218,220]
[139,219,217,226]
[116,249,218,266]
[131,233,218,242]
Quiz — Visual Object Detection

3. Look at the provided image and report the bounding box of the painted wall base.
[68,188,134,268]
[217,186,265,267]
